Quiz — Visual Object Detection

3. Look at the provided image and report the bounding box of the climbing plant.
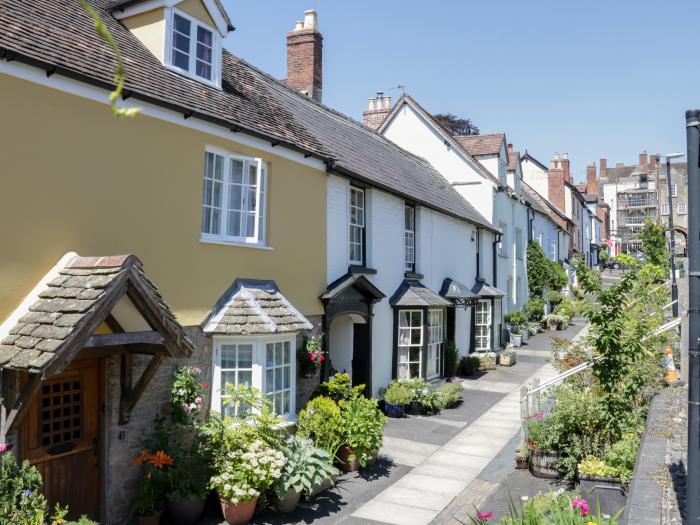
[526,241,567,297]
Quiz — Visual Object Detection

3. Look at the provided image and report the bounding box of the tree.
[639,219,669,269]
[433,113,479,136]
[526,241,568,297]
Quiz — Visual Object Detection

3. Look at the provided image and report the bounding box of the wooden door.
[352,323,371,396]
[22,359,101,520]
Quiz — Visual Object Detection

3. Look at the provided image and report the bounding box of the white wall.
[522,158,549,199]
[381,103,496,222]
[327,174,350,281]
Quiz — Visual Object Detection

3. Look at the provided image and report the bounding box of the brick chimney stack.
[550,152,561,169]
[561,152,571,183]
[639,150,648,172]
[363,92,392,130]
[599,158,607,179]
[650,153,659,172]
[287,10,323,102]
[548,165,566,212]
[586,163,598,196]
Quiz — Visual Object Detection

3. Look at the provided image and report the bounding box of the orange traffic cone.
[663,345,681,385]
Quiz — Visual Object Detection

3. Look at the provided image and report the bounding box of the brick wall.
[548,167,566,212]
[363,108,390,130]
[286,29,323,102]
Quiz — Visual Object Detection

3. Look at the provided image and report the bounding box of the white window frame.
[671,183,677,198]
[427,309,443,380]
[404,204,416,273]
[678,202,687,215]
[397,310,423,380]
[165,7,222,88]
[475,300,492,351]
[211,335,297,421]
[200,146,267,247]
[349,187,365,266]
[497,223,507,257]
[661,203,669,216]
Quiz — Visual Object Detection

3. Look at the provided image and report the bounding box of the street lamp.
[666,152,685,317]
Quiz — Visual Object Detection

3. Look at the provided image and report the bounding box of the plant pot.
[547,320,558,331]
[515,457,528,470]
[529,450,562,479]
[166,497,205,525]
[579,476,627,516]
[510,333,522,347]
[337,445,360,472]
[556,322,564,331]
[521,329,529,342]
[500,353,516,367]
[309,474,336,497]
[218,494,259,525]
[477,356,497,371]
[137,512,162,525]
[384,402,405,418]
[274,487,301,513]
[406,400,423,415]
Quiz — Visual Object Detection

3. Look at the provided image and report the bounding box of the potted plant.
[543,313,566,331]
[211,439,285,525]
[274,435,339,512]
[458,355,481,376]
[504,310,527,347]
[578,456,628,516]
[475,351,497,371]
[382,381,413,418]
[338,395,387,472]
[297,396,345,462]
[164,429,210,525]
[132,449,171,525]
[499,345,517,367]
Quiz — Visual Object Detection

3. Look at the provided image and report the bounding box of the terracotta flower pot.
[337,445,360,472]
[137,512,162,525]
[515,456,528,470]
[166,497,205,525]
[218,494,259,525]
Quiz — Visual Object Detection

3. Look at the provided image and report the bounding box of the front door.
[352,323,371,396]
[22,359,101,520]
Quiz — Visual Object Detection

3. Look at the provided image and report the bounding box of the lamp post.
[684,110,699,524]
[666,152,685,317]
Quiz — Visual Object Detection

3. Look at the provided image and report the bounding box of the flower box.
[528,449,562,479]
[578,475,627,517]
[476,353,497,371]
[499,351,517,367]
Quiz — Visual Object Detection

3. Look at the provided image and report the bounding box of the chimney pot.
[563,152,569,160]
[507,143,513,152]
[639,151,648,172]
[384,96,391,110]
[363,90,392,130]
[294,20,303,31]
[554,152,560,161]
[303,10,318,30]
[368,98,376,111]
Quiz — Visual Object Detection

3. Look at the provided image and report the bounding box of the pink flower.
[0,443,9,454]
[477,512,493,520]
[182,402,191,413]
[195,397,203,406]
[572,498,590,516]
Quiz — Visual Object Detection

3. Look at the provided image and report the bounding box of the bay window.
[349,187,365,265]
[201,149,267,246]
[397,310,422,380]
[427,310,443,379]
[475,300,492,351]
[211,336,295,420]
[166,9,221,86]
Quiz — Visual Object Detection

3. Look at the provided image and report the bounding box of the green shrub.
[525,298,545,322]
[383,382,413,405]
[0,451,50,525]
[274,435,338,499]
[436,382,463,408]
[545,290,563,306]
[296,396,345,459]
[603,433,640,485]
[458,355,480,375]
[339,396,386,467]
[504,310,527,331]
[311,373,364,402]
[554,297,578,320]
[527,241,568,297]
[444,339,459,377]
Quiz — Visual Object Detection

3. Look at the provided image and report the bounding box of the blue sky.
[222,1,700,182]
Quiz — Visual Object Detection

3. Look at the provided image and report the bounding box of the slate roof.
[455,134,506,157]
[202,279,312,335]
[0,0,497,232]
[521,183,550,217]
[471,280,505,298]
[389,280,452,307]
[0,254,194,376]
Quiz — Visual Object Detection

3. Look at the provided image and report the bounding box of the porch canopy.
[202,278,312,335]
[439,278,479,307]
[471,279,506,298]
[390,279,452,307]
[0,252,194,439]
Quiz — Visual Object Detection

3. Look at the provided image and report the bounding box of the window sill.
[200,238,273,251]
[498,253,509,259]
[349,265,378,275]
[404,272,424,280]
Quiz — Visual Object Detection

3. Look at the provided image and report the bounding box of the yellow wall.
[177,0,217,29]
[122,8,166,62]
[0,74,327,325]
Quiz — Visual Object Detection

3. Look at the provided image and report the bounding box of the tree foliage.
[433,113,479,136]
[639,219,669,269]
[527,241,567,297]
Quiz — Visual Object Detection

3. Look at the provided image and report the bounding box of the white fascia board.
[0,60,326,172]
[114,0,229,36]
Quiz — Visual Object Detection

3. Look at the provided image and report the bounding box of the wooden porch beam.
[85,331,164,348]
[0,373,41,442]
[77,343,166,360]
[119,353,165,425]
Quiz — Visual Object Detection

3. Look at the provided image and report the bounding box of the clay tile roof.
[0,0,497,233]
[454,134,506,157]
[507,150,520,172]
[203,279,312,336]
[0,253,194,376]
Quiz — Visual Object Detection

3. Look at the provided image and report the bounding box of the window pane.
[411,311,422,326]
[221,371,236,388]
[275,342,283,364]
[283,342,291,364]
[399,311,409,328]
[238,371,252,387]
[174,13,190,34]
[231,160,244,184]
[411,328,421,345]
[265,369,274,394]
[197,25,212,46]
[398,363,409,380]
[274,368,283,391]
[222,399,234,418]
[283,391,290,414]
[237,345,253,368]
[409,363,420,378]
[409,347,421,362]
[221,346,236,368]
[275,393,283,415]
[266,344,274,368]
[173,31,190,53]
[173,49,189,70]
[196,61,212,80]
[227,211,241,238]
[399,328,410,346]
[283,366,290,388]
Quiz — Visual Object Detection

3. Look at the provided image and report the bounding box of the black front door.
[352,323,371,396]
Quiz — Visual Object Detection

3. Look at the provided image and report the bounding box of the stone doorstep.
[351,499,439,525]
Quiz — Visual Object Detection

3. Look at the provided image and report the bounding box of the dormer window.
[166,8,221,87]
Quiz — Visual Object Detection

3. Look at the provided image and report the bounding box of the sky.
[221,0,700,183]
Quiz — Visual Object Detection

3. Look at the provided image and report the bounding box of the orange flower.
[147,472,152,480]
[133,450,153,465]
[150,450,173,469]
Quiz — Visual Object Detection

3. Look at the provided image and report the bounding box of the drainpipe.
[527,206,534,243]
[684,109,700,524]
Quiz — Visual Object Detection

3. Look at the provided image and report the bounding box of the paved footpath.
[191,320,587,525]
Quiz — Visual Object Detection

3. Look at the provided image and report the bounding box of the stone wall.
[295,315,322,413]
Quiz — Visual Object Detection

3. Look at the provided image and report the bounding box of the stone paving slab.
[460,380,520,393]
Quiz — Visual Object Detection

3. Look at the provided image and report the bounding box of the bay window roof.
[389,280,452,308]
